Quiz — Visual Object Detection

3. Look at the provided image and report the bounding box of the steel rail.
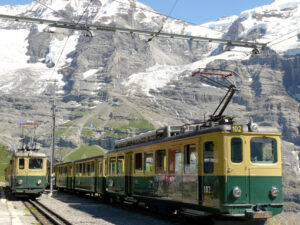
[24,199,72,225]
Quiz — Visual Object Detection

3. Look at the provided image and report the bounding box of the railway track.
[75,192,267,225]
[23,199,72,225]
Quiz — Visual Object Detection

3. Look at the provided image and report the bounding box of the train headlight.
[37,179,42,185]
[270,186,279,198]
[232,186,242,198]
[18,179,23,185]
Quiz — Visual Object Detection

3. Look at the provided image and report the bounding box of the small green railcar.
[54,122,282,222]
[5,151,47,198]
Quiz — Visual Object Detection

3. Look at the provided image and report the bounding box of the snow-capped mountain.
[0,0,299,217]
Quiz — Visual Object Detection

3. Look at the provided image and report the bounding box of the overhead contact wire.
[147,0,179,42]
[111,0,227,35]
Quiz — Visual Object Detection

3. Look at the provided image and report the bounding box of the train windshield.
[29,158,43,169]
[250,138,277,164]
[19,158,24,169]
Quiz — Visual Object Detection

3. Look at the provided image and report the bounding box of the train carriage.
[105,152,126,197]
[110,123,282,220]
[5,151,47,198]
[55,162,70,189]
[52,121,282,221]
[74,157,96,192]
[55,155,105,194]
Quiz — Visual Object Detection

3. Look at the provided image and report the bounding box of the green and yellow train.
[54,122,282,222]
[5,150,47,198]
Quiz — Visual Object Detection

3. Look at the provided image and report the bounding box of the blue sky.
[0,0,273,24]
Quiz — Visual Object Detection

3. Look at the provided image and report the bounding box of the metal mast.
[49,81,56,196]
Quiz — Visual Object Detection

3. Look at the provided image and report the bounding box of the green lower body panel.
[106,176,125,195]
[224,176,283,217]
[74,177,95,192]
[96,177,105,194]
[13,176,46,195]
[56,176,68,188]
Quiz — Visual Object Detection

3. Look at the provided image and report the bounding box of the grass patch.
[119,119,155,131]
[64,145,105,161]
[84,118,102,128]
[103,131,128,138]
[55,127,67,136]
[55,120,80,136]
[0,145,11,182]
[102,119,155,138]
[81,128,94,137]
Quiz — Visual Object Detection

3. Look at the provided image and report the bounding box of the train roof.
[12,151,47,158]
[114,123,281,151]
[55,154,105,166]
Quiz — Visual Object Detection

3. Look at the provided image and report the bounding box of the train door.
[248,136,280,204]
[18,157,27,189]
[226,136,249,204]
[202,139,220,208]
[125,153,133,195]
[67,165,73,189]
[182,143,198,204]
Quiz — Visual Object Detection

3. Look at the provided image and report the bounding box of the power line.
[36,0,96,197]
[268,30,300,47]
[0,14,266,49]
[36,0,74,22]
[111,0,228,35]
[146,0,179,42]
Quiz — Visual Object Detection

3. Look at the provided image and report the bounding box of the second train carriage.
[53,122,282,221]
[55,155,106,194]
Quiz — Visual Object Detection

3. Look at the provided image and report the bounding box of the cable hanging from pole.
[147,0,179,42]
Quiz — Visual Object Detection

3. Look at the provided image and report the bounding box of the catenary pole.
[49,81,56,197]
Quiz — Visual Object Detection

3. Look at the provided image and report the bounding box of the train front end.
[11,152,47,198]
[223,125,283,220]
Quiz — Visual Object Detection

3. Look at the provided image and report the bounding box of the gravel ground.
[39,191,178,225]
[268,212,300,225]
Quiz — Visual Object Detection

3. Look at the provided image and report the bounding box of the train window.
[251,138,277,163]
[144,152,153,172]
[79,164,82,176]
[231,138,243,163]
[184,144,197,174]
[83,164,86,174]
[135,153,143,173]
[104,160,108,176]
[204,142,214,174]
[109,157,116,175]
[169,148,182,174]
[156,150,166,174]
[98,161,103,176]
[87,163,90,176]
[91,162,94,175]
[117,156,124,174]
[19,158,24,170]
[29,159,43,169]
